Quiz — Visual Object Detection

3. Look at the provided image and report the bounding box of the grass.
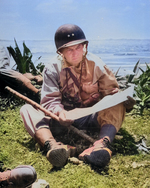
[0,106,150,188]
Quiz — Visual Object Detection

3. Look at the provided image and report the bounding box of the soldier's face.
[62,44,84,66]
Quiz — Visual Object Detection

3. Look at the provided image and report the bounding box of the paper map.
[66,84,135,120]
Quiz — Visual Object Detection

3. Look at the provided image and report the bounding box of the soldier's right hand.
[58,110,74,127]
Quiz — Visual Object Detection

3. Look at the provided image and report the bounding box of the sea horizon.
[1,38,150,76]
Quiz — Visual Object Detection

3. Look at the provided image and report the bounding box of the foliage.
[36,62,45,73]
[7,39,40,75]
[0,107,150,187]
[128,61,150,114]
[0,91,24,111]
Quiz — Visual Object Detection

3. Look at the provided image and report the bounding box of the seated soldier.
[20,24,135,168]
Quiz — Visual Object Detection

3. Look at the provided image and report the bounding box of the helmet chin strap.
[83,43,87,56]
[58,43,88,68]
[57,52,69,67]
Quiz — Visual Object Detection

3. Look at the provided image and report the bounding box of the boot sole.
[84,149,111,167]
[47,148,68,168]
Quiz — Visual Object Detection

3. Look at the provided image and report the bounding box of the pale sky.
[0,0,150,40]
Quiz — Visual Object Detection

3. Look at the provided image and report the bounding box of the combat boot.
[45,140,74,168]
[79,136,112,167]
[35,128,76,168]
[0,165,37,188]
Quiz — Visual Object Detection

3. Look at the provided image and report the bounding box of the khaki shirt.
[41,52,118,113]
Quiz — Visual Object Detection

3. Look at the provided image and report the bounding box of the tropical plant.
[7,39,38,75]
[128,61,150,114]
[36,62,45,73]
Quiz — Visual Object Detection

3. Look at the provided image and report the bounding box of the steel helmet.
[55,24,88,52]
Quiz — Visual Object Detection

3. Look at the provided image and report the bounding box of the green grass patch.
[0,107,150,188]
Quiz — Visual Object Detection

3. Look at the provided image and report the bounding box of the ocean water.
[1,39,150,76]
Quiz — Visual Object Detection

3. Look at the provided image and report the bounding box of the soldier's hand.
[124,96,136,110]
[58,110,74,126]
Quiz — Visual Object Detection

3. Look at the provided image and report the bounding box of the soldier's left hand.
[124,96,136,109]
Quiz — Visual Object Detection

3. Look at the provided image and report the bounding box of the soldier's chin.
[71,58,82,67]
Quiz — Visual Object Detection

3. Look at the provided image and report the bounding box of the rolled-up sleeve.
[41,64,64,114]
